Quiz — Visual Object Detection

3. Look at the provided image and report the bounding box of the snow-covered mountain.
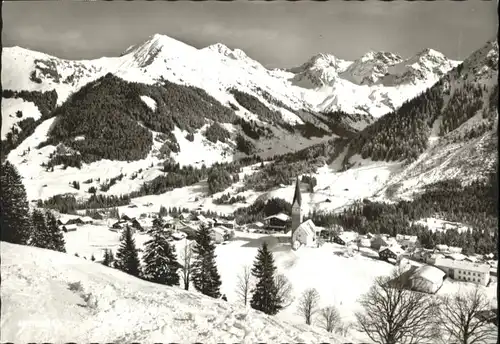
[1,35,495,208]
[344,39,498,197]
[286,47,459,116]
[1,241,348,343]
[2,33,459,139]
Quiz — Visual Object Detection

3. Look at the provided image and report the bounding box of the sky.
[2,1,497,68]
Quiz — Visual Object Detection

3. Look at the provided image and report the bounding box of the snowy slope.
[339,40,498,199]
[1,241,348,344]
[1,97,42,139]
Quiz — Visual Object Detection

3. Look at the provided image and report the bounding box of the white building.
[396,234,419,248]
[292,219,317,248]
[434,257,491,286]
[425,252,445,265]
[210,227,226,244]
[80,216,94,224]
[371,234,398,250]
[409,265,446,294]
[358,237,372,248]
[60,224,77,232]
[334,231,359,246]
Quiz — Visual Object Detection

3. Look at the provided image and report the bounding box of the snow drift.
[0,242,346,343]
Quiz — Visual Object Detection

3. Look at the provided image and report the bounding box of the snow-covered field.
[1,241,349,344]
[1,97,42,139]
[63,225,498,342]
[413,217,472,233]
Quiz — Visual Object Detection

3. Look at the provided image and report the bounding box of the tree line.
[1,161,66,252]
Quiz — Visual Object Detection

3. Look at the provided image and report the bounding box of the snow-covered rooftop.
[410,265,446,284]
[434,257,491,273]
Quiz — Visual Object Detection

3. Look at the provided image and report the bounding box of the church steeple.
[290,177,303,243]
[292,177,302,207]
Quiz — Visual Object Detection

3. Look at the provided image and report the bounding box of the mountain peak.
[358,51,402,64]
[122,33,197,67]
[203,43,252,62]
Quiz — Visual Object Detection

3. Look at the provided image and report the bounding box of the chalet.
[333,231,358,246]
[247,221,265,231]
[211,227,226,244]
[178,212,192,221]
[409,265,446,294]
[112,221,127,229]
[291,219,317,248]
[475,309,498,326]
[445,253,467,261]
[214,219,235,230]
[80,216,93,224]
[162,217,176,229]
[448,246,463,254]
[371,234,398,250]
[379,245,405,262]
[435,244,449,252]
[129,218,143,231]
[395,234,419,249]
[60,224,77,232]
[358,237,372,248]
[194,214,214,228]
[263,213,291,231]
[425,252,445,265]
[176,221,198,239]
[92,211,105,220]
[121,214,132,221]
[433,257,490,286]
[58,215,84,226]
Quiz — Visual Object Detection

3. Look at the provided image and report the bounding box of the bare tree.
[355,269,439,344]
[327,224,340,243]
[437,287,496,344]
[274,273,294,308]
[319,305,341,333]
[179,239,193,291]
[337,321,354,337]
[297,288,321,325]
[235,265,253,306]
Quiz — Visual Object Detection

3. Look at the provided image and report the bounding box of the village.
[55,177,497,297]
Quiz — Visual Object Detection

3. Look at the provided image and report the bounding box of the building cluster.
[256,177,495,293]
[57,214,94,232]
[148,212,236,244]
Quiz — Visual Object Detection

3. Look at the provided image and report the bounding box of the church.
[290,177,318,249]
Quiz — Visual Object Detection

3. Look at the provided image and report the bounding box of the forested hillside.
[1,89,58,160]
[36,74,239,163]
[306,170,498,256]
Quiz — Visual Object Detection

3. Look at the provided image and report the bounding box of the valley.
[1,8,498,342]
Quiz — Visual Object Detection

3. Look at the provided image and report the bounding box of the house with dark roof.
[379,245,405,262]
[263,213,290,231]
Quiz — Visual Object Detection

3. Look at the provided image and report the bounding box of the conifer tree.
[250,242,282,315]
[102,249,114,266]
[0,161,32,244]
[45,211,66,252]
[143,231,181,286]
[31,209,52,249]
[191,224,221,298]
[114,226,141,277]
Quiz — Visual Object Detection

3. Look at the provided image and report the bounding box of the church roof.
[292,177,302,206]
